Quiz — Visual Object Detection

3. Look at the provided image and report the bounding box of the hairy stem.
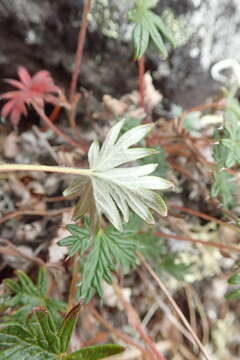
[67,254,80,311]
[33,103,87,152]
[0,163,91,176]
[139,56,145,109]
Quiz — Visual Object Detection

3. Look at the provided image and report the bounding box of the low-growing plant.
[2,1,240,359]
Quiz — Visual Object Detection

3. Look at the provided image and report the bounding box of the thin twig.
[0,207,71,225]
[170,204,240,233]
[70,0,91,100]
[88,304,149,358]
[33,102,87,152]
[139,253,211,360]
[155,230,240,253]
[113,279,166,360]
[138,269,195,347]
[0,238,45,267]
[69,0,92,129]
[41,105,61,131]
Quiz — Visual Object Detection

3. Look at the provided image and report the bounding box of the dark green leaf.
[64,344,124,360]
[79,226,137,303]
[58,303,81,353]
[58,224,90,257]
[228,273,240,285]
[225,288,240,300]
[0,321,57,360]
[3,268,66,323]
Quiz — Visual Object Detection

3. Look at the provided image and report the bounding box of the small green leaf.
[28,308,60,354]
[143,13,167,58]
[133,24,150,59]
[58,224,90,257]
[58,303,81,353]
[3,269,66,323]
[37,267,48,297]
[225,288,240,300]
[211,170,235,209]
[228,273,240,285]
[64,344,124,360]
[79,226,137,303]
[16,270,39,296]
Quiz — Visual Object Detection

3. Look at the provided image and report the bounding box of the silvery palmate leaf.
[63,120,174,231]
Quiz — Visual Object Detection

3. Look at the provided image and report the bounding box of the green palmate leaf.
[133,23,149,59]
[64,120,174,232]
[28,308,60,354]
[0,306,122,360]
[3,268,66,323]
[58,222,90,257]
[0,310,59,360]
[64,344,124,360]
[79,226,137,303]
[129,1,175,59]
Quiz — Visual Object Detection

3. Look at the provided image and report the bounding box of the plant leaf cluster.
[59,216,191,303]
[0,304,124,360]
[210,93,240,208]
[128,0,175,59]
[2,268,66,324]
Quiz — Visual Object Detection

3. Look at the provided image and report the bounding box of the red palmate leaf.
[0,66,60,126]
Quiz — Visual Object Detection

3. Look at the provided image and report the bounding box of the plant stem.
[139,253,211,360]
[41,105,62,131]
[0,163,91,176]
[67,254,80,311]
[69,0,92,129]
[33,103,87,152]
[139,56,145,109]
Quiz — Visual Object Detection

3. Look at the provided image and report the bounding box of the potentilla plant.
[0,111,173,358]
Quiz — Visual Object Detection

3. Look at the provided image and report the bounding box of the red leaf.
[0,66,60,126]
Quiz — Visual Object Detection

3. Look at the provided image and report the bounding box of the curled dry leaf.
[64,119,174,232]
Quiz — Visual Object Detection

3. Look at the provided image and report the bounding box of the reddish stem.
[33,103,87,152]
[70,0,92,104]
[170,204,239,233]
[139,56,145,109]
[41,105,61,131]
[155,230,240,253]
